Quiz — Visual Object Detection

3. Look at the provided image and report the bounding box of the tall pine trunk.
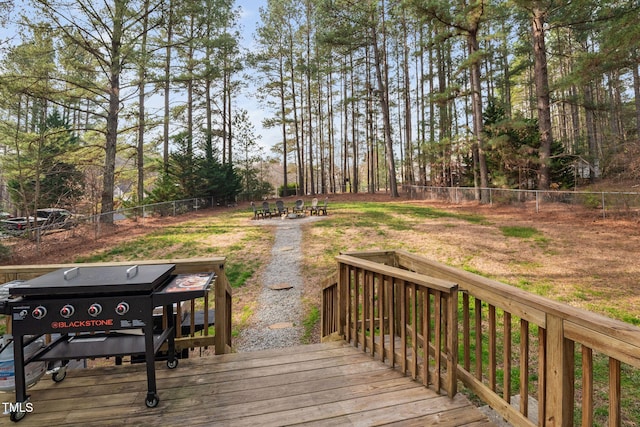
[163,1,173,173]
[101,0,124,223]
[633,61,640,137]
[137,0,150,205]
[468,30,489,198]
[371,14,398,197]
[532,6,552,190]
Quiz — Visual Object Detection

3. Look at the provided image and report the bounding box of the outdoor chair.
[307,198,319,215]
[293,199,305,214]
[251,202,264,219]
[262,201,275,218]
[317,198,328,215]
[275,200,288,215]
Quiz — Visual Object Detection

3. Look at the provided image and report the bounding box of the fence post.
[602,192,606,219]
[536,191,540,214]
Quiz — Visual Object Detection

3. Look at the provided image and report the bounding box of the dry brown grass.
[300,194,640,333]
[4,194,640,336]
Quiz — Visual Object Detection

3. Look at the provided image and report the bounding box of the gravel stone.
[234,215,326,352]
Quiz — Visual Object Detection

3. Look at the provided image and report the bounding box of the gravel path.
[234,215,325,352]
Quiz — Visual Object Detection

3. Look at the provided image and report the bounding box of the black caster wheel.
[167,358,178,369]
[145,393,159,408]
[52,368,67,383]
[10,409,26,422]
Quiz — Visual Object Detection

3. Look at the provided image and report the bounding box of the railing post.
[544,314,574,427]
[214,262,232,354]
[338,262,348,339]
[446,287,458,397]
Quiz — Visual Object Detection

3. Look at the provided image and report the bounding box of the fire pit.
[0,264,214,422]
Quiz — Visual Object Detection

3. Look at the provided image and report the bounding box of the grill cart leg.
[11,335,29,422]
[143,322,159,408]
[165,304,178,369]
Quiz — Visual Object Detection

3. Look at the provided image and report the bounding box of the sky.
[0,0,278,154]
[234,0,281,153]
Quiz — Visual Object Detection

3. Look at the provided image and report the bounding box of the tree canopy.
[0,0,639,215]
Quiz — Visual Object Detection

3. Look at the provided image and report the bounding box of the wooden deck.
[6,342,495,426]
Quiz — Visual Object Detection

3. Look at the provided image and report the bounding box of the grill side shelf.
[153,273,215,306]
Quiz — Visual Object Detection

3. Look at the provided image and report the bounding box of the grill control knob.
[32,306,47,320]
[60,304,75,318]
[88,303,103,317]
[115,302,130,315]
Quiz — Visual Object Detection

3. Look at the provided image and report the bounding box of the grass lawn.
[3,196,639,424]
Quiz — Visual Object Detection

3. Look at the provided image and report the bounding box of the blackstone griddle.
[0,264,214,422]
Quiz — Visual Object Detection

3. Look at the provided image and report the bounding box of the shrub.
[278,183,297,197]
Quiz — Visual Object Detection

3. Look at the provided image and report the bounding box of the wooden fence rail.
[322,250,640,427]
[324,253,459,398]
[0,257,232,355]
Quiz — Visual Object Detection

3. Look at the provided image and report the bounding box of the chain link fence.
[404,185,640,219]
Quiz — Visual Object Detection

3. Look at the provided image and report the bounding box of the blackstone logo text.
[51,319,114,329]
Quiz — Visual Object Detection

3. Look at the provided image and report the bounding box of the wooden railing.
[323,252,459,397]
[0,257,232,355]
[322,250,640,427]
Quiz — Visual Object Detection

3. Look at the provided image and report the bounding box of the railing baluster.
[463,292,471,372]
[411,283,418,380]
[503,311,512,403]
[361,267,367,352]
[538,327,546,426]
[388,276,395,368]
[582,345,593,426]
[489,304,497,392]
[446,284,458,397]
[422,288,430,387]
[344,265,349,342]
[378,273,385,362]
[519,319,529,418]
[609,358,621,427]
[475,298,483,381]
[354,266,360,348]
[367,270,375,355]
[434,289,442,391]
[399,279,407,375]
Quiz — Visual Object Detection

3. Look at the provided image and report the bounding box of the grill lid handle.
[63,267,80,281]
[126,265,139,279]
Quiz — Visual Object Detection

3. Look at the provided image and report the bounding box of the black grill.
[1,264,214,422]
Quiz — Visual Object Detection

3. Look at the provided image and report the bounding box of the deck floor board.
[4,342,495,426]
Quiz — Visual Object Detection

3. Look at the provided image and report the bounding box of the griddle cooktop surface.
[10,264,176,297]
